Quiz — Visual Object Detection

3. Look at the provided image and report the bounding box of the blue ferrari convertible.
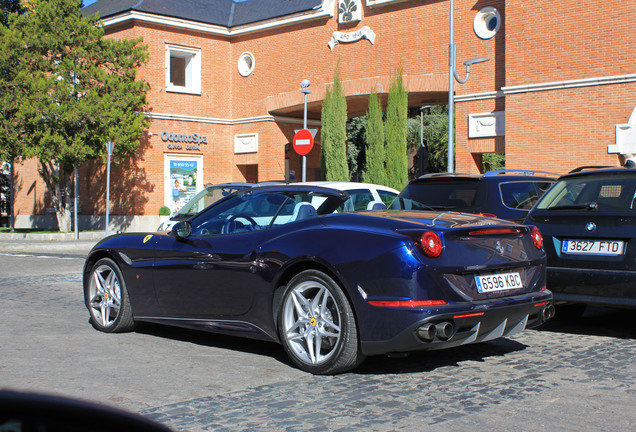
[83,184,553,374]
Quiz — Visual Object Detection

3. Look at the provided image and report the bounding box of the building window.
[238,52,255,77]
[474,7,501,40]
[166,45,201,94]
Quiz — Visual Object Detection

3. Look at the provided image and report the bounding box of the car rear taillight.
[420,231,443,258]
[476,212,497,218]
[368,299,447,308]
[531,226,543,249]
[468,228,522,236]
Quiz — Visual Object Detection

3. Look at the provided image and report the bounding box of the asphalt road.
[1,251,634,431]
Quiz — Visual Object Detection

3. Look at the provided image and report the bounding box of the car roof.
[301,181,399,194]
[561,165,636,179]
[410,170,558,184]
[234,183,350,199]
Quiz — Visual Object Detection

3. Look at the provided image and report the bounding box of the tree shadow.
[79,136,153,232]
[133,322,529,375]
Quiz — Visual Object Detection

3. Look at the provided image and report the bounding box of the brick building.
[11,0,636,231]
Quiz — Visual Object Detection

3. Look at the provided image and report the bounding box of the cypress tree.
[385,69,408,190]
[320,69,349,181]
[363,90,386,185]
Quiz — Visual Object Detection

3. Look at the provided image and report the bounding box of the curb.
[0,232,106,241]
[0,232,106,253]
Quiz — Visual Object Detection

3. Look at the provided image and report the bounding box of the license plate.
[475,272,523,293]
[561,239,624,256]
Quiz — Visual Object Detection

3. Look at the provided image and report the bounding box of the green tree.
[0,0,149,231]
[482,152,505,172]
[346,116,366,181]
[363,90,386,185]
[418,105,449,173]
[384,69,408,190]
[320,69,348,181]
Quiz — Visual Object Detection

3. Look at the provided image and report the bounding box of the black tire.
[85,257,135,333]
[278,270,364,374]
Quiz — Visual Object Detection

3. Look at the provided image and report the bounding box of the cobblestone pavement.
[1,252,634,431]
[141,327,635,432]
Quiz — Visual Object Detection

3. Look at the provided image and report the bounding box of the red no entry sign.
[293,129,314,156]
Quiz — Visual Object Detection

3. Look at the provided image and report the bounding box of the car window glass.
[378,190,398,208]
[189,192,288,236]
[536,175,636,211]
[336,189,374,212]
[177,185,246,216]
[499,182,539,209]
[391,181,487,211]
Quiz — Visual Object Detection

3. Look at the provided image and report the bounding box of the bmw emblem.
[585,222,596,232]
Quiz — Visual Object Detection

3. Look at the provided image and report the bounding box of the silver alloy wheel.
[88,263,123,328]
[281,280,342,365]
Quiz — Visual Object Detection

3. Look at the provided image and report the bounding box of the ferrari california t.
[83,184,553,374]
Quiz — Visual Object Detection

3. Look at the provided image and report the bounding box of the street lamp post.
[73,167,79,240]
[448,0,489,173]
[300,79,311,182]
[105,141,114,236]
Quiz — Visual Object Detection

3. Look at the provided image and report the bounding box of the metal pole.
[302,91,308,182]
[300,80,311,183]
[9,159,14,231]
[448,0,455,173]
[420,110,424,176]
[73,167,79,240]
[105,141,114,236]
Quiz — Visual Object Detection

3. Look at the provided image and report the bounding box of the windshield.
[176,185,250,216]
[189,190,345,236]
[535,174,636,211]
[390,179,488,211]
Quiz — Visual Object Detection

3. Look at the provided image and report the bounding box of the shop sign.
[162,131,207,151]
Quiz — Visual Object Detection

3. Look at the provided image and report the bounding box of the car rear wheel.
[279,270,363,374]
[85,258,135,333]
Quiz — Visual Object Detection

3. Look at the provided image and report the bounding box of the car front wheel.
[278,270,363,374]
[85,258,135,333]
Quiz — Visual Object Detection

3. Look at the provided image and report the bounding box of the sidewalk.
[0,231,106,253]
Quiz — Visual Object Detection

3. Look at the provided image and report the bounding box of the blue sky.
[83,0,97,6]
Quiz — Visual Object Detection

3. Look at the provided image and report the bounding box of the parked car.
[84,184,552,374]
[525,165,636,316]
[303,181,399,211]
[391,170,557,223]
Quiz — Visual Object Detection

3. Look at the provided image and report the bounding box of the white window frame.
[165,45,201,95]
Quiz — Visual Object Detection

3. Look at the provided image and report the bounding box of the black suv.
[391,170,556,223]
[525,166,636,315]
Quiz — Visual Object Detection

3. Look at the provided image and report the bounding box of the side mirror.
[172,220,191,240]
